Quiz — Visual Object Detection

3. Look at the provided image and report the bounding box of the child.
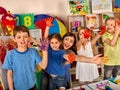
[2,25,48,90]
[102,17,120,79]
[46,33,72,90]
[76,27,101,85]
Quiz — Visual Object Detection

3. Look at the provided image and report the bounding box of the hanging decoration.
[0,7,16,35]
[19,13,35,29]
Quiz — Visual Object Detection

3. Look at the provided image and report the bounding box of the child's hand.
[115,21,120,33]
[45,17,54,27]
[63,53,75,63]
[0,39,5,46]
[67,53,75,63]
[82,29,91,39]
[39,38,49,51]
[92,54,102,64]
[115,21,120,26]
[101,56,109,65]
[99,26,106,35]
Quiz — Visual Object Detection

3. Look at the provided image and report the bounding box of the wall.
[0,0,70,27]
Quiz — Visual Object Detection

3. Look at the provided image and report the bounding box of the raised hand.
[115,21,120,26]
[99,26,106,35]
[39,38,49,51]
[45,17,54,27]
[82,29,91,39]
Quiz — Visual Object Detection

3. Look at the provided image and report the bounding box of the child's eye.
[70,40,74,44]
[55,42,59,44]
[17,37,21,39]
[24,36,28,38]
[65,38,68,41]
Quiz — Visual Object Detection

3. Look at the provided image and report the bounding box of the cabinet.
[67,12,120,33]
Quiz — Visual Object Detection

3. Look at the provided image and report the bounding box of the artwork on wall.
[68,0,90,15]
[92,0,113,14]
[19,13,35,29]
[114,0,120,12]
[85,14,99,29]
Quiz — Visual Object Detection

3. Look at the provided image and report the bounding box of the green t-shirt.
[102,32,120,65]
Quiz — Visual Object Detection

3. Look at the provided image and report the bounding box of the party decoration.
[34,14,67,37]
[39,38,49,51]
[0,7,16,35]
[0,7,7,15]
[82,29,91,39]
[99,26,106,35]
[19,13,35,29]
[68,53,75,63]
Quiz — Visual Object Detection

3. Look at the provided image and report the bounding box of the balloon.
[34,14,67,37]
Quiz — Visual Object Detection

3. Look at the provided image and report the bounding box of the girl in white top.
[76,27,101,84]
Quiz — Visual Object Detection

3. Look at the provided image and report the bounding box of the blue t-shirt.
[2,48,41,90]
[47,47,66,76]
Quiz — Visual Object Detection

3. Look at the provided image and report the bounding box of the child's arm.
[7,70,14,90]
[104,26,120,46]
[39,51,48,69]
[91,26,105,47]
[91,33,101,46]
[44,17,54,38]
[75,54,102,64]
[30,36,40,45]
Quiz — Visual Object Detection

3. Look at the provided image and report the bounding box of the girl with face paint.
[76,27,102,85]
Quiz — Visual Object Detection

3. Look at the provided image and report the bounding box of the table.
[67,80,120,90]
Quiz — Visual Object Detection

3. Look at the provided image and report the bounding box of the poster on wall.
[68,0,90,15]
[92,0,113,14]
[114,0,120,12]
[19,13,35,29]
[85,14,99,29]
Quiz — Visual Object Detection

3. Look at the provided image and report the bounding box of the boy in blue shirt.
[2,25,48,90]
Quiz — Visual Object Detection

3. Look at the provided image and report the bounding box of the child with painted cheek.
[102,17,120,80]
[76,27,102,85]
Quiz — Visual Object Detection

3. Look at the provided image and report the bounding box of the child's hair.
[13,25,30,37]
[62,32,77,54]
[105,17,118,24]
[48,33,63,49]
